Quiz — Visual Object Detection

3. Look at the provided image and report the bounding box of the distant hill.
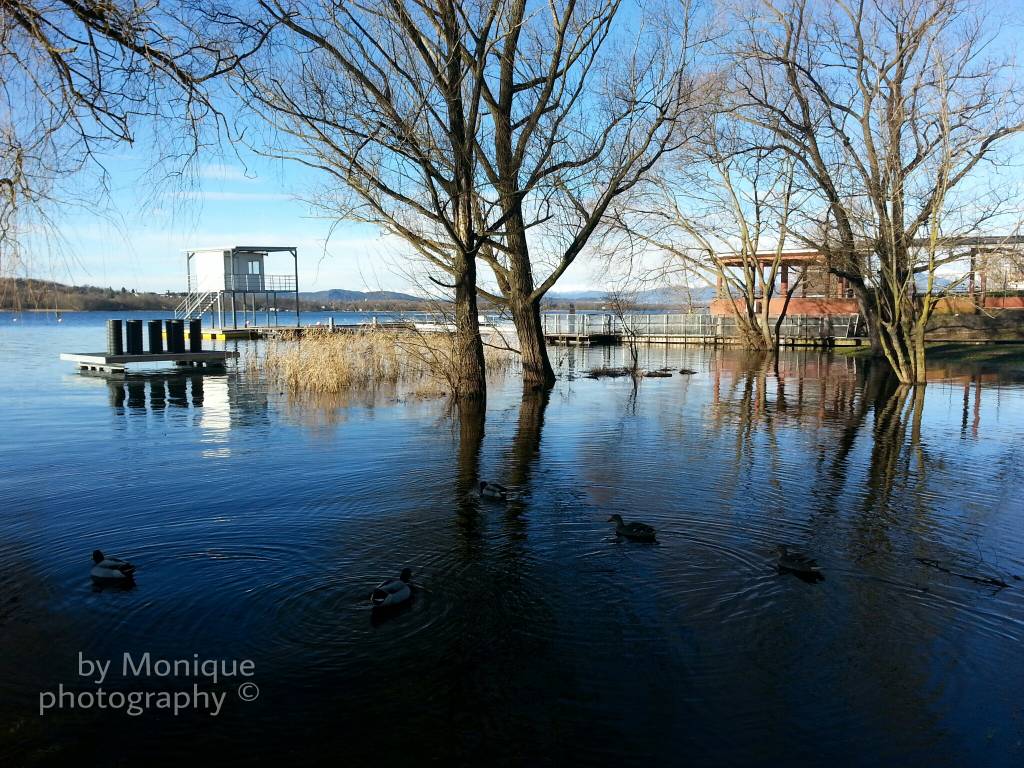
[547,290,608,301]
[1,277,715,313]
[298,288,424,303]
[0,279,430,312]
[0,278,180,311]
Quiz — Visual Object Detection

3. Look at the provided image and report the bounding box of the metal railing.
[223,273,297,291]
[175,290,218,320]
[541,313,862,340]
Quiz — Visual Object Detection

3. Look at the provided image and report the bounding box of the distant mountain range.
[1,277,712,312]
[301,285,716,307]
[547,286,715,305]
[300,285,715,308]
[298,288,424,303]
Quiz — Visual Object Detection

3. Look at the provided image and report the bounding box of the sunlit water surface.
[1,311,1022,767]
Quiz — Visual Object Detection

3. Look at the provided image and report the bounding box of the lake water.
[1,311,1022,766]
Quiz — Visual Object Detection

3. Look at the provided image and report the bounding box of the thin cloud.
[171,190,292,202]
[197,163,257,182]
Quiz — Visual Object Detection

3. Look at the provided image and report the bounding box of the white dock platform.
[60,350,237,373]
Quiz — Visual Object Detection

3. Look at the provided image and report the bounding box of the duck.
[91,550,136,581]
[478,481,513,501]
[371,568,413,609]
[775,545,823,579]
[607,514,657,542]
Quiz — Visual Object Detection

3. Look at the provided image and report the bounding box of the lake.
[1,311,1022,766]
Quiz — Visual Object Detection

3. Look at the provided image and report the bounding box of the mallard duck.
[607,514,657,542]
[91,550,136,581]
[371,568,413,608]
[775,545,823,578]
[478,481,512,501]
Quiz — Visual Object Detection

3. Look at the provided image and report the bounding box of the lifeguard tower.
[175,246,299,330]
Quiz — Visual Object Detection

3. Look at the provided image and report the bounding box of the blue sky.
[43,144,603,296]
[30,0,1024,295]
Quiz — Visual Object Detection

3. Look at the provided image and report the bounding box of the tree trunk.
[852,285,884,357]
[504,211,555,390]
[509,293,554,389]
[912,322,928,386]
[452,250,487,402]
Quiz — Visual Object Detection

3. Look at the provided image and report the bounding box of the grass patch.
[246,327,518,395]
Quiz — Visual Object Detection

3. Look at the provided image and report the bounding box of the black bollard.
[166,319,185,353]
[106,319,123,356]
[125,320,144,354]
[164,319,176,352]
[174,320,186,352]
[188,319,202,352]
[147,320,163,354]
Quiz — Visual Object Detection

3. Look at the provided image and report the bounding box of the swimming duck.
[371,568,413,608]
[607,514,657,542]
[775,545,823,578]
[478,481,512,501]
[91,550,136,581]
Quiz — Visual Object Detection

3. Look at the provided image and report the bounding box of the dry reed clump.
[249,328,519,395]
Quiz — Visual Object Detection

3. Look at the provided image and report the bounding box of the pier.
[540,313,864,346]
[61,317,237,373]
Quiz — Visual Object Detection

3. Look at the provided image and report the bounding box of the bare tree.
[234,0,499,400]
[468,0,703,389]
[612,113,805,351]
[604,285,643,380]
[0,1,267,281]
[729,0,1024,384]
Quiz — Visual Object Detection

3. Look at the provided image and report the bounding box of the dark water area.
[1,311,1022,767]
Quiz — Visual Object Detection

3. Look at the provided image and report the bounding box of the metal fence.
[541,313,862,340]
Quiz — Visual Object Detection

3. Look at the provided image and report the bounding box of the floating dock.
[60,350,237,373]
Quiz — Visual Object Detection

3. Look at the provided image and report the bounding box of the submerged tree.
[235,0,496,400]
[470,0,703,389]
[730,0,1024,384]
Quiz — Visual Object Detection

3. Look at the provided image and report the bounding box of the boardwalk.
[541,313,863,346]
